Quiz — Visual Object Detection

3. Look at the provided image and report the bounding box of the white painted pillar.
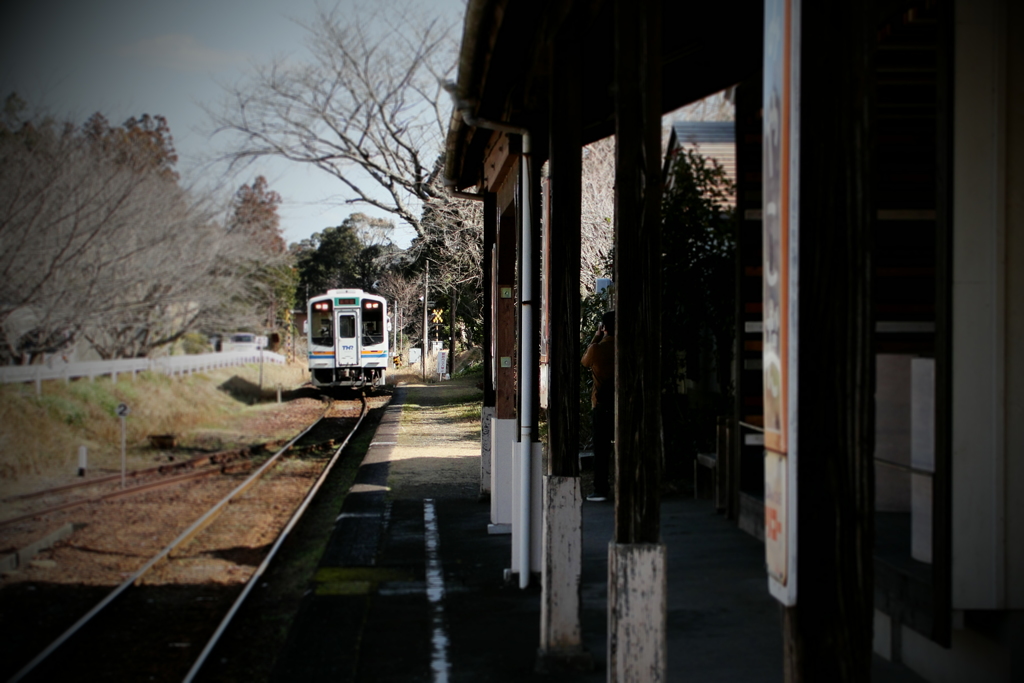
[490,418,516,533]
[608,543,667,683]
[539,475,587,662]
[481,406,494,498]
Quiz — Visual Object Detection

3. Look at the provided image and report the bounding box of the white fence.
[0,350,286,394]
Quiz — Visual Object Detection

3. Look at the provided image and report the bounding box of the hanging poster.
[763,0,799,606]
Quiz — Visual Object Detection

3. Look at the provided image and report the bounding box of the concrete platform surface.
[273,382,927,682]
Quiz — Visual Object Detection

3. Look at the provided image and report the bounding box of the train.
[306,289,389,389]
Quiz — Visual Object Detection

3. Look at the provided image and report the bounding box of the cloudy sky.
[1,0,465,248]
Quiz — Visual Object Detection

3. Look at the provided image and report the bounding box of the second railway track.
[2,390,381,683]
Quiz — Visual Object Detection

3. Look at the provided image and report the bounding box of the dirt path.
[384,379,483,501]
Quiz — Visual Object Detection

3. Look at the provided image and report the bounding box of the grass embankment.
[0,361,309,493]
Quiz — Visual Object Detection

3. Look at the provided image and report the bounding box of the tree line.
[2,1,618,366]
[0,95,292,364]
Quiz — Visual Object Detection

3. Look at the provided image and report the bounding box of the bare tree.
[573,88,736,296]
[0,104,279,362]
[579,136,616,289]
[0,118,152,360]
[412,159,484,352]
[375,269,422,351]
[79,190,278,359]
[211,2,460,237]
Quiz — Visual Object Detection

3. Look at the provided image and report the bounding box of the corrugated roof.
[670,121,735,144]
[666,123,737,208]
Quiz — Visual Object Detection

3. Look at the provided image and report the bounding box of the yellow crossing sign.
[431,309,444,324]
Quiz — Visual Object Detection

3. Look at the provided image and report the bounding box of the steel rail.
[0,443,309,529]
[0,466,230,529]
[183,394,369,683]
[8,398,333,683]
[0,447,258,504]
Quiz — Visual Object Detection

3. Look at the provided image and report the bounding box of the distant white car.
[221,333,267,353]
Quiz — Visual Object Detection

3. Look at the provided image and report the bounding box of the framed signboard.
[763,0,800,607]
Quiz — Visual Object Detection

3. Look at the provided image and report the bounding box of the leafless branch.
[209,2,459,238]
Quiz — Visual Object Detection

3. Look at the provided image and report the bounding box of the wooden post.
[481,192,498,500]
[613,0,663,547]
[538,23,589,670]
[609,0,666,681]
[483,192,497,406]
[781,1,874,680]
[496,203,518,419]
[422,262,429,380]
[547,28,583,480]
[449,286,458,377]
[489,192,520,530]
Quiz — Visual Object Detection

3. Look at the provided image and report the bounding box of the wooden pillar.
[612,0,663,546]
[481,191,497,500]
[547,29,583,480]
[781,1,874,680]
[609,0,666,681]
[496,195,518,420]
[538,22,588,669]
[488,182,520,530]
[483,190,497,408]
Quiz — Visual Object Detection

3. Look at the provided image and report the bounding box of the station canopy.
[444,0,763,191]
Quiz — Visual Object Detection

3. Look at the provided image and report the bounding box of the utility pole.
[449,287,458,375]
[422,262,429,380]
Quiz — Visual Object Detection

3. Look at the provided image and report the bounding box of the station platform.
[270,381,927,682]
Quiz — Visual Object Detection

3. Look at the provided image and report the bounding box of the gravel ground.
[0,378,486,682]
[0,396,329,585]
[0,394,371,682]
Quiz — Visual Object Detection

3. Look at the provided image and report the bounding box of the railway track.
[5,393,373,682]
[0,442,317,531]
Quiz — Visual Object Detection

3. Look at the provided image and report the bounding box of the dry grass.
[387,348,483,387]
[0,360,309,493]
[388,357,440,385]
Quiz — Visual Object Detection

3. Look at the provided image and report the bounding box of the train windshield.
[311,309,333,346]
[362,301,384,345]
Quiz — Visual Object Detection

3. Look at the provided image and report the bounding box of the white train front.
[306,289,388,388]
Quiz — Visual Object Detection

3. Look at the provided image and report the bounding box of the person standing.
[581,310,615,501]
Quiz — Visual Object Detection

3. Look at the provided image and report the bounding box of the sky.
[0,0,466,249]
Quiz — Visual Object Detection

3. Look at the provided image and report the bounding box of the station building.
[443,0,1022,680]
